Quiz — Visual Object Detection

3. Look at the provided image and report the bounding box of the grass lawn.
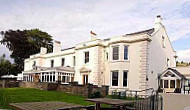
[0,88,93,109]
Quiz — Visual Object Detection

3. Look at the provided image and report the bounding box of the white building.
[22,15,181,92]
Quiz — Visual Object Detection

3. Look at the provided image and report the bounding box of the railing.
[183,85,190,94]
[111,88,163,110]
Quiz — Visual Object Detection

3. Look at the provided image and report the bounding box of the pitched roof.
[169,68,186,79]
[24,66,75,73]
[124,28,155,36]
[61,47,75,51]
[161,68,186,79]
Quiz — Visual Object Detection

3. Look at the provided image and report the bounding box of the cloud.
[0,0,189,62]
[177,49,190,62]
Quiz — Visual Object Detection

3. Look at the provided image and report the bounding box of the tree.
[0,29,53,73]
[0,54,13,77]
[0,54,20,78]
[181,61,183,64]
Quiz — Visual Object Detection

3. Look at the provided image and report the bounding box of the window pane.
[47,74,49,82]
[106,52,108,60]
[85,52,89,63]
[170,80,175,88]
[51,60,54,67]
[73,56,75,66]
[62,76,66,83]
[177,80,180,88]
[124,46,128,60]
[50,73,52,82]
[164,80,168,88]
[123,71,128,87]
[33,61,36,66]
[112,71,118,86]
[67,76,70,83]
[113,46,119,60]
[62,58,65,66]
[42,75,44,82]
[53,74,55,82]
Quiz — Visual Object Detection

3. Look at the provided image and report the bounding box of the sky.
[0,0,190,62]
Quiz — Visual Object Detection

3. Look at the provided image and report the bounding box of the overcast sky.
[0,0,190,62]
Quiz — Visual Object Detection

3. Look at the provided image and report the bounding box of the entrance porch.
[160,68,186,93]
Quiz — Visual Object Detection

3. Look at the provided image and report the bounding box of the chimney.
[154,15,163,30]
[90,31,97,40]
[40,47,47,55]
[53,40,62,53]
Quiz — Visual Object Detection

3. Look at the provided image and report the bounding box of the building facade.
[22,15,177,92]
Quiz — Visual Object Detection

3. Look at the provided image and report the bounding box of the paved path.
[9,101,84,110]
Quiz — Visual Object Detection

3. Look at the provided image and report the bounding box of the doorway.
[82,74,88,85]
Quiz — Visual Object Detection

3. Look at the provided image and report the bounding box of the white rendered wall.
[148,25,176,90]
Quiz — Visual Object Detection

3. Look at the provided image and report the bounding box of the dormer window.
[162,36,165,48]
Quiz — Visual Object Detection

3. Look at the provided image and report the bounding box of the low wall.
[0,80,19,88]
[20,82,109,97]
[161,93,190,110]
[19,82,48,90]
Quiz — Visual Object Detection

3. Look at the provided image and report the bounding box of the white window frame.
[84,51,89,64]
[122,70,128,87]
[111,70,119,87]
[112,46,119,61]
[124,45,129,61]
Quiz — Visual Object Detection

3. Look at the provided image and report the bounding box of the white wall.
[148,25,176,90]
[161,93,190,110]
[23,19,176,92]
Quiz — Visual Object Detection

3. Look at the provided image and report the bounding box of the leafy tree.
[176,61,179,65]
[0,54,13,77]
[181,61,183,64]
[0,29,53,73]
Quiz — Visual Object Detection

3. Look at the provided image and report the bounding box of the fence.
[135,93,163,110]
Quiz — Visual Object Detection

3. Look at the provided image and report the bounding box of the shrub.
[88,91,101,98]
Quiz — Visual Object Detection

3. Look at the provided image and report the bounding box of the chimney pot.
[40,47,47,54]
[154,15,163,30]
[157,15,161,18]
